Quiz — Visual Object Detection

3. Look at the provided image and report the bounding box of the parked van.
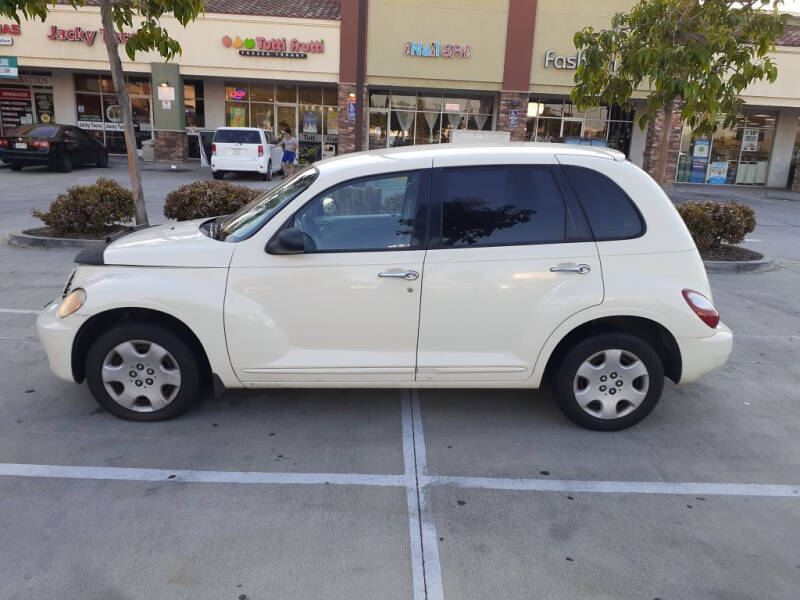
[211,127,283,181]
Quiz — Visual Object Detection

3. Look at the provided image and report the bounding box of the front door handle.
[550,264,591,274]
[378,270,419,281]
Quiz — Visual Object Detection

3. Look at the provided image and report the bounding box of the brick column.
[337,83,366,154]
[497,92,529,142]
[154,130,188,162]
[642,105,683,186]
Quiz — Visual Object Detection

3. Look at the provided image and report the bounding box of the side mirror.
[266,227,306,254]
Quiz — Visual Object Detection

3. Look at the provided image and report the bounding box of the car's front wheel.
[85,322,203,421]
[97,152,109,168]
[552,333,664,431]
[212,170,225,180]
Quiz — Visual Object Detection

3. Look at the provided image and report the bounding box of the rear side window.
[439,165,566,247]
[562,165,644,240]
[9,125,59,137]
[213,129,261,144]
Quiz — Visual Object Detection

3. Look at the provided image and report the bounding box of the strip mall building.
[2,0,799,189]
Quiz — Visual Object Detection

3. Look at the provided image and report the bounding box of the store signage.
[690,139,711,183]
[0,36,13,47]
[544,49,585,69]
[46,26,135,46]
[742,128,760,152]
[229,88,247,100]
[2,73,51,86]
[0,56,18,78]
[222,35,324,59]
[347,101,356,121]
[403,41,471,58]
[708,161,729,184]
[0,24,21,35]
[0,88,29,100]
[509,109,518,127]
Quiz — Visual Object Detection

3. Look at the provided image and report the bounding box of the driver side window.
[290,170,426,252]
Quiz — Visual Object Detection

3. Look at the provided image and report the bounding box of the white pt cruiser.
[37,144,733,430]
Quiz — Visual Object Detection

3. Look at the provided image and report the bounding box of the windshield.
[218,167,318,242]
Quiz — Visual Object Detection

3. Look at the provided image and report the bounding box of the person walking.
[278,126,298,177]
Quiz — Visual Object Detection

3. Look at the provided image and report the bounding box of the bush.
[163,180,260,221]
[32,178,134,235]
[675,200,756,252]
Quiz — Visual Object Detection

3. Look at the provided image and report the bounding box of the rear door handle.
[378,270,419,281]
[550,264,591,274]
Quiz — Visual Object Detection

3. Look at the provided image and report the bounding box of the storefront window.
[0,71,55,135]
[525,96,635,156]
[73,73,153,154]
[222,82,338,162]
[675,110,777,185]
[368,90,494,149]
[184,80,205,128]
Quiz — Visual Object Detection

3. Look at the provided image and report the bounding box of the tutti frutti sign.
[222,35,324,59]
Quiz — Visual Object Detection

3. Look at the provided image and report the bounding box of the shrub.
[32,178,134,235]
[163,180,260,221]
[675,200,756,252]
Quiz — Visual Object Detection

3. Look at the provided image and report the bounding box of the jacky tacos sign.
[222,35,324,59]
[46,26,135,46]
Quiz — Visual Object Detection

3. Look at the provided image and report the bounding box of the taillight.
[0,138,7,147]
[682,289,720,329]
[33,140,50,149]
[258,144,264,157]
[211,143,216,156]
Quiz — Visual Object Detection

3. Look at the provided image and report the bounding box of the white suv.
[211,127,283,181]
[37,144,732,430]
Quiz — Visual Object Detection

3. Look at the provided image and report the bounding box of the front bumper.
[36,300,87,383]
[677,322,734,384]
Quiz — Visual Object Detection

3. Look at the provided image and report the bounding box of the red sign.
[46,25,134,46]
[0,24,21,35]
[0,89,31,100]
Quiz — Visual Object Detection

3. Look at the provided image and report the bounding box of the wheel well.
[542,316,682,386]
[71,308,212,384]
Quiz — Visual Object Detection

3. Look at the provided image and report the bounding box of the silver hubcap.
[573,349,649,420]
[101,340,181,412]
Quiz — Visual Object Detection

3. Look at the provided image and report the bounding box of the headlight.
[58,288,86,318]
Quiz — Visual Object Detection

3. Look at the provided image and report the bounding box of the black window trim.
[558,164,647,242]
[428,164,592,251]
[269,167,432,255]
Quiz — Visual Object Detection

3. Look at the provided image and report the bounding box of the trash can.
[141,139,155,162]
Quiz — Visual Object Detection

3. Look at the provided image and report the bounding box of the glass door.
[561,119,583,139]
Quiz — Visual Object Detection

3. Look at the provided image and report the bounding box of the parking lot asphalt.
[1,164,800,599]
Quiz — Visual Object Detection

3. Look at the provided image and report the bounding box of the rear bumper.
[211,157,268,172]
[677,322,733,384]
[0,150,52,165]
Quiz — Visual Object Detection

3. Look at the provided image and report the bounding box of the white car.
[37,144,733,430]
[211,127,283,181]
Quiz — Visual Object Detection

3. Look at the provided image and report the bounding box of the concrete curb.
[704,258,775,274]
[8,230,107,250]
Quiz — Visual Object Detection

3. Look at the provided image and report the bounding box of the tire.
[10,163,22,171]
[552,333,664,431]
[263,160,272,181]
[58,152,73,173]
[97,152,109,168]
[85,321,204,422]
[212,170,225,180]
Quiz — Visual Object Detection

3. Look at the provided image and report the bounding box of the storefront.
[0,71,54,135]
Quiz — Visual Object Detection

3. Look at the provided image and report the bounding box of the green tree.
[570,0,786,186]
[1,0,205,226]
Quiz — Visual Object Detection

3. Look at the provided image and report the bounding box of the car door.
[266,132,282,169]
[66,126,97,164]
[224,169,430,383]
[416,159,603,382]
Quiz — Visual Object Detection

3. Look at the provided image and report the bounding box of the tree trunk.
[100,0,148,227]
[655,100,675,187]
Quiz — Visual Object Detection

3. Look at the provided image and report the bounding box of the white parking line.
[402,391,444,600]
[0,463,406,487]
[426,475,800,498]
[0,308,40,315]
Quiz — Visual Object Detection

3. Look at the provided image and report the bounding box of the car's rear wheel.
[85,322,203,421]
[10,163,22,171]
[552,333,664,431]
[97,152,109,168]
[212,170,225,180]
[58,152,73,173]
[263,160,272,181]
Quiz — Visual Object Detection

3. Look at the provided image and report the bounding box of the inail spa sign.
[403,41,471,58]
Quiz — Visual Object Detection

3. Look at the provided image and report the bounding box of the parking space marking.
[426,475,800,498]
[0,463,406,487]
[0,308,40,315]
[402,391,444,600]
